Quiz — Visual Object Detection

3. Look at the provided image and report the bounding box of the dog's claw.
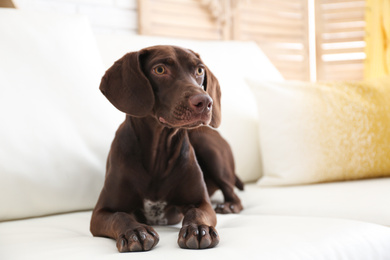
[117,237,128,252]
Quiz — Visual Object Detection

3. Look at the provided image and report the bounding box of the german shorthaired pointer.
[90,45,243,252]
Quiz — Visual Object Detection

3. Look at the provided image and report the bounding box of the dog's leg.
[189,127,244,214]
[189,128,244,214]
[91,209,159,252]
[177,201,219,249]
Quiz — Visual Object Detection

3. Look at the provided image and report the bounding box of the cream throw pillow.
[0,9,121,221]
[248,77,390,186]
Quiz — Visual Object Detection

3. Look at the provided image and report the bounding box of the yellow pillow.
[248,77,390,186]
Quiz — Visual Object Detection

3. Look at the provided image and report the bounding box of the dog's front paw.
[178,224,219,249]
[215,201,243,214]
[116,225,159,252]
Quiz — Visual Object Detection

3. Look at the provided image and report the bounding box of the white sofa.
[1,9,390,260]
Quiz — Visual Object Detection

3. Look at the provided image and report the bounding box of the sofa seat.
[1,180,390,260]
[237,177,390,227]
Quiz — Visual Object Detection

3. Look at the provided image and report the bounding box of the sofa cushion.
[0,9,122,221]
[95,34,284,183]
[248,77,390,186]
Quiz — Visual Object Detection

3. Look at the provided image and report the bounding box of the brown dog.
[90,45,243,252]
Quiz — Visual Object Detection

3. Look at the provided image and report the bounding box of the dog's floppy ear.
[99,51,154,117]
[204,66,222,128]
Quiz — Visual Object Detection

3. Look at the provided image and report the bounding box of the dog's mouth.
[158,114,211,129]
[157,95,213,129]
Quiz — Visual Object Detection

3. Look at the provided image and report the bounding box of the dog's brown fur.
[90,46,243,252]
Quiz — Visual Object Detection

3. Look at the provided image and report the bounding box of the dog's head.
[99,45,221,128]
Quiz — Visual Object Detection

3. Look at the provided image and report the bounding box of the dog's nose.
[189,94,213,113]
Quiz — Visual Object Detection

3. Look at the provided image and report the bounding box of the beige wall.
[12,0,138,35]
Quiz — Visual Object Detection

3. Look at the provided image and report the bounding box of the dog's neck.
[126,115,193,177]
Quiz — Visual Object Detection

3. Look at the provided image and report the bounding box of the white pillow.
[95,34,284,182]
[0,9,122,221]
[248,78,390,186]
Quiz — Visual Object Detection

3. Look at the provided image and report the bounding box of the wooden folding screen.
[232,0,310,80]
[138,0,225,40]
[315,0,366,80]
[138,0,366,81]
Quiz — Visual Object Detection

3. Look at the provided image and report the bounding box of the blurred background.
[2,0,387,82]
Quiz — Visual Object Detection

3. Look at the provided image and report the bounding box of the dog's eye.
[196,67,204,76]
[154,66,166,75]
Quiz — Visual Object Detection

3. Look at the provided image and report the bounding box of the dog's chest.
[143,199,168,225]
